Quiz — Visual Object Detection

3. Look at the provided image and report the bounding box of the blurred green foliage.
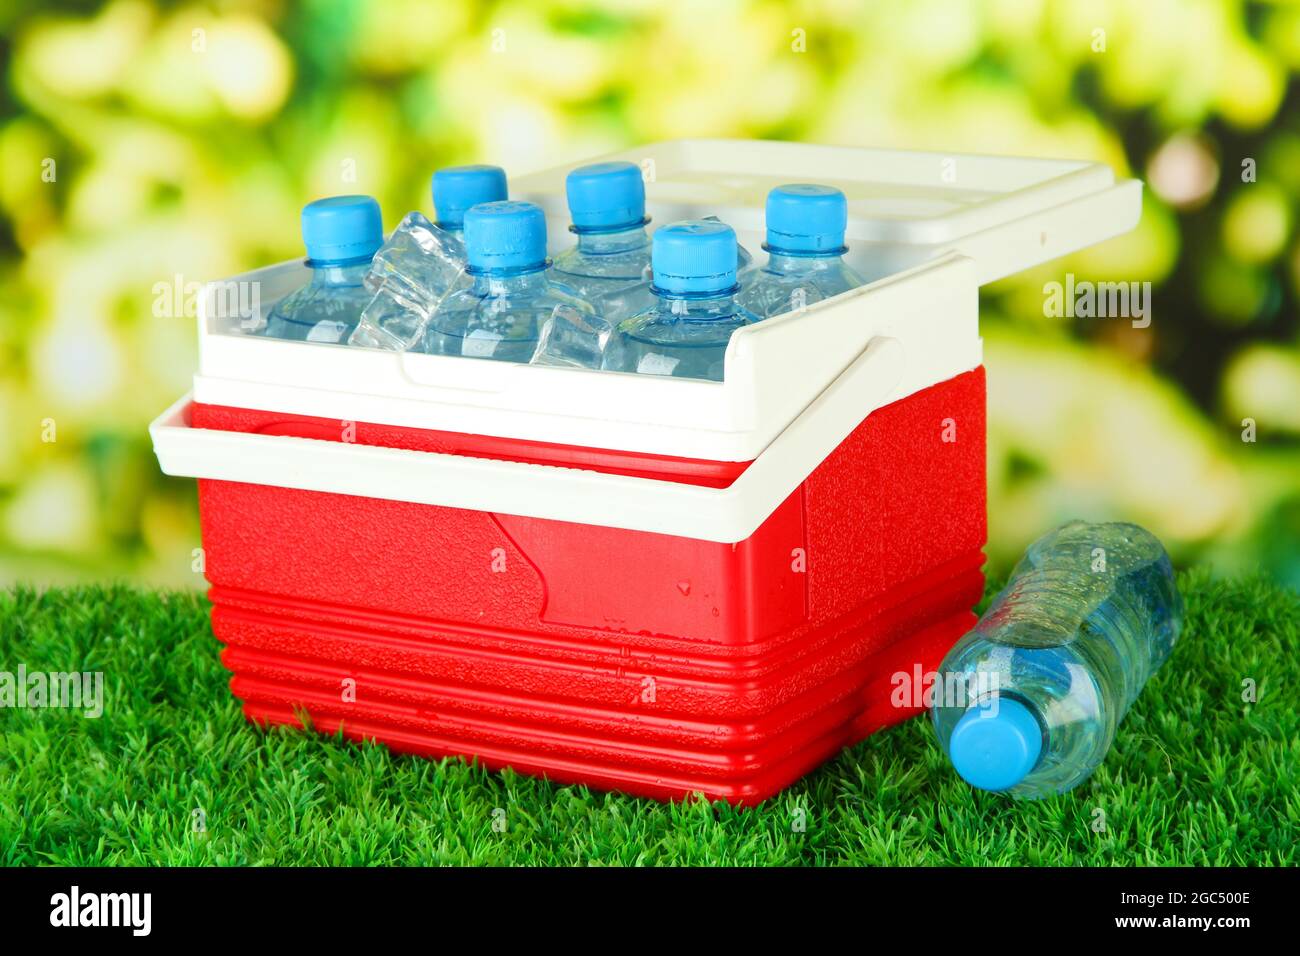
[1,0,1298,587]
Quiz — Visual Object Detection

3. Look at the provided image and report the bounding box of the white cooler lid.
[516,138,1141,286]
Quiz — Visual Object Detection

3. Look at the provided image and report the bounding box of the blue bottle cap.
[651,220,738,295]
[566,161,647,232]
[765,184,848,255]
[301,195,383,264]
[463,201,548,274]
[947,697,1043,792]
[432,165,508,229]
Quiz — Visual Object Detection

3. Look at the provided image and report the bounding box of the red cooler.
[151,140,1141,803]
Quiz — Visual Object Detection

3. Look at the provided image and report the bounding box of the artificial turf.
[0,568,1295,866]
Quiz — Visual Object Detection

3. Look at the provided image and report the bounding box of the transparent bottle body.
[262,259,374,344]
[349,211,470,351]
[931,521,1183,798]
[737,252,867,320]
[551,226,656,327]
[602,293,759,382]
[420,268,599,366]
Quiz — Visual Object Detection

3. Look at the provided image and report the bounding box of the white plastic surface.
[154,336,906,544]
[195,249,980,461]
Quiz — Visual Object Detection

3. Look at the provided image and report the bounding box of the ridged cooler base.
[193,367,987,804]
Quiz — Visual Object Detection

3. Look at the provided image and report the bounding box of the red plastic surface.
[192,366,987,804]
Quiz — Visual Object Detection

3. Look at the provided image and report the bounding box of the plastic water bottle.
[602,220,760,381]
[263,195,383,344]
[421,201,600,364]
[349,166,508,351]
[738,184,866,319]
[431,164,509,234]
[930,520,1183,799]
[551,162,656,324]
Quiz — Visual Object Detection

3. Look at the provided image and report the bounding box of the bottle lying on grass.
[931,520,1183,799]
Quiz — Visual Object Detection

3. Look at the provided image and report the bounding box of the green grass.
[0,569,1295,866]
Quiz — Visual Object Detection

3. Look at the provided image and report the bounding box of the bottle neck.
[574,224,649,255]
[471,266,548,297]
[309,257,372,286]
[764,250,844,274]
[656,288,741,318]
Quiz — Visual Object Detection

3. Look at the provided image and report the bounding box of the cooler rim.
[153,337,941,543]
[194,250,982,461]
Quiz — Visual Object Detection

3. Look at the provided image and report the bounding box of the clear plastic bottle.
[551,161,656,324]
[738,184,866,320]
[930,520,1183,798]
[262,195,384,344]
[350,166,508,351]
[602,220,760,382]
[420,200,599,365]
